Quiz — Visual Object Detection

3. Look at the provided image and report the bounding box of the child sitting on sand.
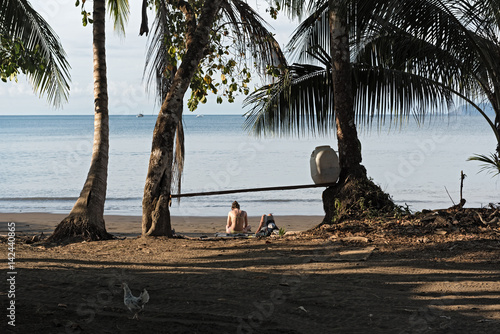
[226,201,251,233]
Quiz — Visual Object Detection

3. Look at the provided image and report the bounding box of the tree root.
[322,167,396,225]
[47,215,113,244]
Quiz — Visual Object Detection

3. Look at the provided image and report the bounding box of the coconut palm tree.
[48,0,129,242]
[356,1,500,175]
[139,0,285,236]
[245,0,400,222]
[358,1,500,175]
[0,0,70,106]
[244,0,492,221]
[353,0,500,176]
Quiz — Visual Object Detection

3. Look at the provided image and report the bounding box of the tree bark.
[142,0,222,237]
[329,0,362,178]
[322,1,394,224]
[48,0,111,242]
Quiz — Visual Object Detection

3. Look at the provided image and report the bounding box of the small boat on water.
[196,114,204,118]
[136,113,144,118]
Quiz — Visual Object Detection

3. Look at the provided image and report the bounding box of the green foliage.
[393,203,412,219]
[76,0,93,26]
[278,227,286,237]
[183,14,253,111]
[332,198,343,223]
[188,48,252,111]
[0,0,71,106]
[0,36,46,82]
[145,0,281,112]
[76,0,130,32]
[468,153,500,177]
[266,1,281,20]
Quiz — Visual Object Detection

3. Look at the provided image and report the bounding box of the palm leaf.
[244,41,455,136]
[107,0,130,36]
[243,61,334,137]
[0,0,71,107]
[143,0,173,103]
[219,0,286,71]
[287,1,328,62]
[468,153,500,176]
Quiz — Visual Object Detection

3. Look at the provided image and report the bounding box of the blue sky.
[1,1,297,116]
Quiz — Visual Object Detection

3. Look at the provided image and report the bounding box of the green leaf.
[468,153,500,176]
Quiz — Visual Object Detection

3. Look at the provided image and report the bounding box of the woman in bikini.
[226,201,251,233]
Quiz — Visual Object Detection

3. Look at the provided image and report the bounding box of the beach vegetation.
[245,0,500,223]
[0,36,45,82]
[467,153,500,177]
[245,1,428,223]
[48,0,129,243]
[139,0,286,236]
[0,0,70,107]
[361,1,500,178]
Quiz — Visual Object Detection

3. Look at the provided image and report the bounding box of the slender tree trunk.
[329,0,363,179]
[142,0,222,237]
[48,0,111,242]
[321,1,394,224]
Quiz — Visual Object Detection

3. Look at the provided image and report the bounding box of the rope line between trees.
[170,183,336,198]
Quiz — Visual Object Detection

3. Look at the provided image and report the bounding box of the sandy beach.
[2,209,500,333]
[0,212,323,238]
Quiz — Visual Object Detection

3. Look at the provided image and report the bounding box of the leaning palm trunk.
[142,0,222,236]
[322,1,394,224]
[48,0,111,242]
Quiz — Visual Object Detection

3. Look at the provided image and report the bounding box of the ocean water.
[0,114,499,216]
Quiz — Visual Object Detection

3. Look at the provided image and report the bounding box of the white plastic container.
[310,145,340,184]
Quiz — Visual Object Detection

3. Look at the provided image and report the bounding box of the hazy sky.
[1,0,297,115]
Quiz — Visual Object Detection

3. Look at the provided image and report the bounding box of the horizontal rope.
[171,183,336,198]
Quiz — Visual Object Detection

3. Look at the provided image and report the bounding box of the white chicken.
[121,283,150,319]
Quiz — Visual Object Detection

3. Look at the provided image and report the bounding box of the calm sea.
[0,114,498,216]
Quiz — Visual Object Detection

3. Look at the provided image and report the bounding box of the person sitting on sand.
[255,213,279,236]
[226,201,251,233]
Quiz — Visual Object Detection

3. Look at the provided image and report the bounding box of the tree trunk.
[48,0,111,243]
[329,0,362,176]
[142,0,222,237]
[322,1,395,224]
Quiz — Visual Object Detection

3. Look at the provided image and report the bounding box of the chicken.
[122,283,149,319]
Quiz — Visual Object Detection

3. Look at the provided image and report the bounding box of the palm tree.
[245,1,398,222]
[0,0,70,106]
[359,1,500,176]
[357,1,500,175]
[139,0,285,236]
[48,0,129,242]
[244,0,482,222]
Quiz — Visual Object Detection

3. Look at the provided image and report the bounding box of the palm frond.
[353,64,453,127]
[244,38,458,136]
[172,118,185,198]
[274,0,316,19]
[219,0,286,72]
[143,0,172,104]
[287,1,328,62]
[243,61,334,137]
[0,0,71,107]
[107,0,130,36]
[468,153,500,176]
